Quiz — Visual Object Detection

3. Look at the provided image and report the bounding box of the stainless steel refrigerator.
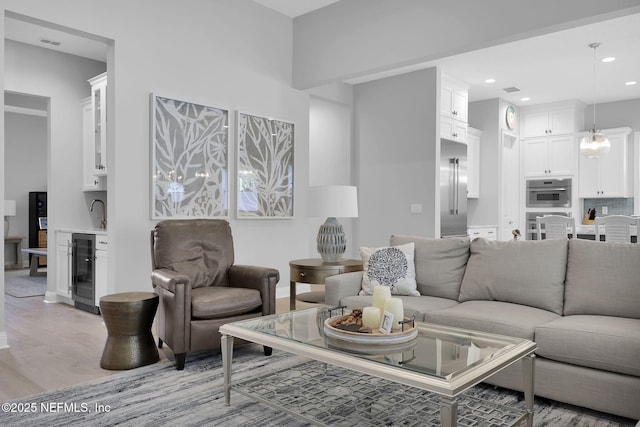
[440,139,468,237]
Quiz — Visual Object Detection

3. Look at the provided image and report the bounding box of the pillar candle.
[372,286,391,314]
[362,307,381,329]
[384,297,404,331]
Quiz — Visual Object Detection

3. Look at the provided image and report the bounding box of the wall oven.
[526,178,572,208]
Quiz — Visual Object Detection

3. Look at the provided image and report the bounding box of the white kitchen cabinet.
[82,97,106,191]
[55,231,73,298]
[467,127,481,198]
[468,226,497,241]
[521,104,582,138]
[522,135,575,177]
[89,72,107,175]
[440,116,467,143]
[94,236,108,307]
[441,76,468,123]
[440,76,468,144]
[579,128,633,198]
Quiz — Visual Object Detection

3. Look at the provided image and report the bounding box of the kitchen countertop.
[575,224,638,236]
[57,227,107,236]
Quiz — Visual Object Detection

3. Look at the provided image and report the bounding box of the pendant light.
[579,42,610,158]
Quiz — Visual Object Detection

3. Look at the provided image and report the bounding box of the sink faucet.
[90,199,107,230]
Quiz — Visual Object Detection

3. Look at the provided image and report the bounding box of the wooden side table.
[289,258,363,310]
[4,237,24,270]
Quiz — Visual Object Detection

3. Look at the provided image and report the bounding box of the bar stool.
[100,292,160,370]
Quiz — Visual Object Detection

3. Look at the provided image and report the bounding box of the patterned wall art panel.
[236,112,294,218]
[150,94,229,219]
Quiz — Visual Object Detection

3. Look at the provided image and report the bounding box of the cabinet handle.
[452,133,458,137]
[299,272,306,278]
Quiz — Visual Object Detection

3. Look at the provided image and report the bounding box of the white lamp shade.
[4,200,16,216]
[580,131,611,158]
[307,185,358,218]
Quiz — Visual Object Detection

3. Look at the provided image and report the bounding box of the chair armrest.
[151,268,190,293]
[228,265,280,315]
[325,271,363,306]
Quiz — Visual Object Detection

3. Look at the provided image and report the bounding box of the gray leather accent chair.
[151,219,279,370]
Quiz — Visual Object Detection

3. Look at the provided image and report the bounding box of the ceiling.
[252,0,341,18]
[4,16,108,62]
[5,4,640,107]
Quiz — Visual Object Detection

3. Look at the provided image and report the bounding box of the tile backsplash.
[582,198,634,217]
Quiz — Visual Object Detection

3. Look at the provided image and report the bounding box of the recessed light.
[485,78,496,84]
[625,81,637,86]
[601,57,616,63]
[521,97,531,101]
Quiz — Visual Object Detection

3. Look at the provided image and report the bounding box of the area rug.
[2,344,635,427]
[4,270,46,298]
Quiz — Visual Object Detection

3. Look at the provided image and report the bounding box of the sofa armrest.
[151,268,190,293]
[228,265,280,315]
[325,271,363,306]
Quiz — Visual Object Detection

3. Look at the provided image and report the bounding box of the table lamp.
[4,200,16,237]
[307,185,358,262]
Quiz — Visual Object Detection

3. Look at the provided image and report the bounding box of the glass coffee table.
[220,306,536,427]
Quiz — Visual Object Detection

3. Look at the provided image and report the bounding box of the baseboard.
[0,331,9,349]
[44,291,58,303]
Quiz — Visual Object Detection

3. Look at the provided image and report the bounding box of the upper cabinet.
[522,135,575,177]
[82,97,106,191]
[579,127,633,198]
[441,76,468,122]
[440,75,468,143]
[520,101,584,178]
[82,73,107,192]
[520,102,584,138]
[89,72,107,175]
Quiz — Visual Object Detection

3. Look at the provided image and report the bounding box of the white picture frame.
[380,311,394,334]
[236,111,294,219]
[150,94,229,219]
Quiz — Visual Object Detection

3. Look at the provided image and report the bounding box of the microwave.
[526,178,572,208]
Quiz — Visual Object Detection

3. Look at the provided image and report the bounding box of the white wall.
[292,0,640,89]
[353,68,439,246]
[0,0,312,344]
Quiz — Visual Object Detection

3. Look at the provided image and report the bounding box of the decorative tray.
[323,314,418,344]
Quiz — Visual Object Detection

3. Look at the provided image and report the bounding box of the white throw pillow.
[359,242,419,296]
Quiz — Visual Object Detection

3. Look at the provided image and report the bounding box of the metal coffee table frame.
[220,307,536,427]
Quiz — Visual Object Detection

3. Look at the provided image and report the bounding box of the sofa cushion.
[390,235,470,300]
[340,294,459,323]
[359,243,419,296]
[535,315,640,376]
[564,239,640,319]
[427,300,560,340]
[458,238,567,315]
[191,286,262,319]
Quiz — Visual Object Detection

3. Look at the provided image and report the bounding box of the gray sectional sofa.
[325,235,640,420]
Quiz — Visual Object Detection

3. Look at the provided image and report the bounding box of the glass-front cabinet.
[89,72,107,176]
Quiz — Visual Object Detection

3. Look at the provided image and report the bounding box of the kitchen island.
[575,224,637,242]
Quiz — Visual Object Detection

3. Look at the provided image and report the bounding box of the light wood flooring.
[0,273,318,401]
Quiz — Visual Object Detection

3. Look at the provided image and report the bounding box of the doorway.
[500,130,520,240]
[2,12,111,347]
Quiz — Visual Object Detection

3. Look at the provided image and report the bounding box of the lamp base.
[317,217,346,263]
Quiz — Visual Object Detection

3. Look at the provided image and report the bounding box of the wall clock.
[505,105,516,130]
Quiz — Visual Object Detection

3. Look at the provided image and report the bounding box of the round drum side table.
[100,292,160,370]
